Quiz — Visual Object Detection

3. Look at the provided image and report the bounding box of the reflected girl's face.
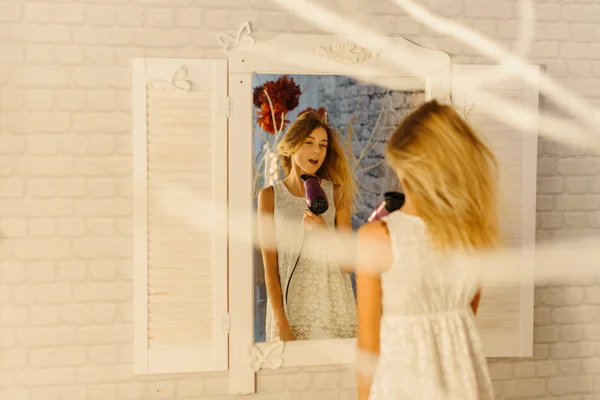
[291,127,328,175]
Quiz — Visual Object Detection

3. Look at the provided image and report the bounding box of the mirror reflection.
[252,74,425,342]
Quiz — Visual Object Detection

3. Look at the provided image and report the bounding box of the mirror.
[251,73,425,342]
[227,33,452,395]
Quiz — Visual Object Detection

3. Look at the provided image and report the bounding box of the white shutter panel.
[133,58,228,374]
[452,65,538,357]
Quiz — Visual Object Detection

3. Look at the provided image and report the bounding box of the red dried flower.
[253,86,265,108]
[257,102,289,135]
[253,75,302,134]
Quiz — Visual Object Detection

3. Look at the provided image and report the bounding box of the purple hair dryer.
[301,174,329,215]
[367,192,405,223]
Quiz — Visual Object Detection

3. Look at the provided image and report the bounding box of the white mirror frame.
[226,32,452,395]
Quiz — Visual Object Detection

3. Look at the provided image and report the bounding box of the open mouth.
[309,159,319,165]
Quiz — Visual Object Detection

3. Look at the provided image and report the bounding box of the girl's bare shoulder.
[258,186,275,211]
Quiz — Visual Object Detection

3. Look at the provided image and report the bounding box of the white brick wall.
[1,0,599,399]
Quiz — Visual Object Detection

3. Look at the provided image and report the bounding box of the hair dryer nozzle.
[383,192,405,212]
[301,174,329,215]
[367,191,405,223]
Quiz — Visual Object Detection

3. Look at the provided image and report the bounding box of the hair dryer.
[301,174,329,215]
[367,192,405,223]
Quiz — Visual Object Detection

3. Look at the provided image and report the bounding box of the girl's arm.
[257,187,292,338]
[471,289,482,315]
[333,184,353,273]
[356,221,392,400]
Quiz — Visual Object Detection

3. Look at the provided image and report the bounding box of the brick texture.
[1,0,599,399]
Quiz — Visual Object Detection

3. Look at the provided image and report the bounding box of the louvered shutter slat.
[133,58,228,374]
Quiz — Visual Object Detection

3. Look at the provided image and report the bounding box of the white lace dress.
[265,179,358,341]
[369,211,494,400]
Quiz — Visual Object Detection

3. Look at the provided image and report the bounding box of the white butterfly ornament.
[248,340,284,371]
[217,21,255,54]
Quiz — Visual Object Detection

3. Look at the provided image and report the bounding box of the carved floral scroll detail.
[317,42,376,65]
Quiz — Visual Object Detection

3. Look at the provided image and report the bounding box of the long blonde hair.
[385,100,501,251]
[278,111,356,210]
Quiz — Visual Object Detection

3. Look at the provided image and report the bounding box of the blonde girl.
[356,100,499,399]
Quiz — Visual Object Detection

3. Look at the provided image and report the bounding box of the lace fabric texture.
[368,211,495,400]
[265,179,358,341]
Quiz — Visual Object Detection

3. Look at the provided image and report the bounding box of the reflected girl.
[257,111,358,342]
